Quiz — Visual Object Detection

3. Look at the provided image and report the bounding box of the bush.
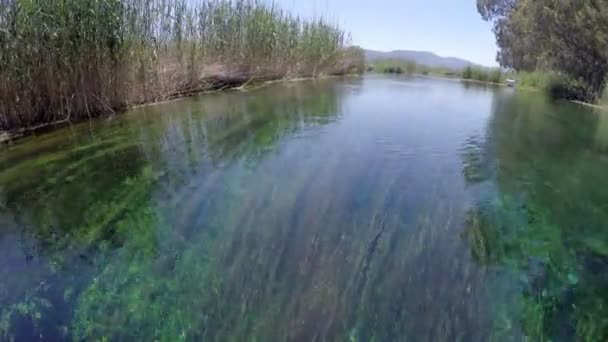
[461,65,503,83]
[489,69,503,83]
[462,66,474,79]
[548,77,590,102]
[517,72,557,90]
[599,82,608,106]
[384,66,404,74]
[516,71,596,102]
[371,59,413,74]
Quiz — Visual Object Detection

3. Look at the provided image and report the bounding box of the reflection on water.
[463,93,608,341]
[0,76,607,341]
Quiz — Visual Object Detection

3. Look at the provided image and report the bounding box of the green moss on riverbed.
[2,78,608,340]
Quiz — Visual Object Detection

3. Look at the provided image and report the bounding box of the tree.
[478,0,608,101]
[405,60,417,74]
[462,65,473,79]
[489,68,502,83]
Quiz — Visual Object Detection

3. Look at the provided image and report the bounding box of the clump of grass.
[370,59,411,74]
[384,66,404,74]
[461,65,504,84]
[0,0,363,132]
[370,59,462,78]
[516,71,559,91]
[516,71,595,101]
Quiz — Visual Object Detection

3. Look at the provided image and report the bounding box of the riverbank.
[372,70,608,112]
[368,70,506,87]
[461,76,608,111]
[2,75,606,341]
[0,71,362,144]
[0,0,363,135]
[425,74,505,87]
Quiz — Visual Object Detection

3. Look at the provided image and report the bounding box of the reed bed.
[0,0,363,132]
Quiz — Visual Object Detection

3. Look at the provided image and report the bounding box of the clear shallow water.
[1,75,608,341]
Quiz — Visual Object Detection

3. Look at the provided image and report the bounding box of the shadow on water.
[1,75,607,341]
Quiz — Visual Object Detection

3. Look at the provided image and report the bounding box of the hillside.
[365,49,475,70]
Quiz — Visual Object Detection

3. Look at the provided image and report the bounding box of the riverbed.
[1,75,607,341]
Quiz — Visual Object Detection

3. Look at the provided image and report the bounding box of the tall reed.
[0,0,363,132]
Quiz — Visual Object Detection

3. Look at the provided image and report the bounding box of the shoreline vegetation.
[477,0,608,105]
[370,59,608,110]
[369,60,506,85]
[0,74,360,143]
[0,0,364,136]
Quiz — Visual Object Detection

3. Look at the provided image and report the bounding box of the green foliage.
[371,59,459,77]
[599,80,608,106]
[516,71,556,90]
[373,60,504,84]
[0,0,361,131]
[370,59,408,74]
[462,65,474,80]
[478,0,608,101]
[338,46,366,75]
[384,66,404,74]
[461,65,504,83]
[515,71,590,101]
[489,69,503,83]
[516,71,556,91]
[461,93,608,341]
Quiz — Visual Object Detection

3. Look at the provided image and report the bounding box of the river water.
[1,75,607,341]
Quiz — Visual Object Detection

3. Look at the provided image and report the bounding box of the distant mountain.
[364,49,477,70]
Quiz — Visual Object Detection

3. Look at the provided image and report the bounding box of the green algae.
[1,77,608,340]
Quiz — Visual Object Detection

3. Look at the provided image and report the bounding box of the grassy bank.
[369,59,460,78]
[511,71,606,105]
[0,0,363,133]
[369,60,506,84]
[370,61,597,101]
[514,72,558,91]
[461,65,504,84]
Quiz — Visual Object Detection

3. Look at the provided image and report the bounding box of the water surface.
[1,76,608,341]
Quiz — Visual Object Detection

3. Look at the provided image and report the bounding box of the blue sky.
[274,0,498,66]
